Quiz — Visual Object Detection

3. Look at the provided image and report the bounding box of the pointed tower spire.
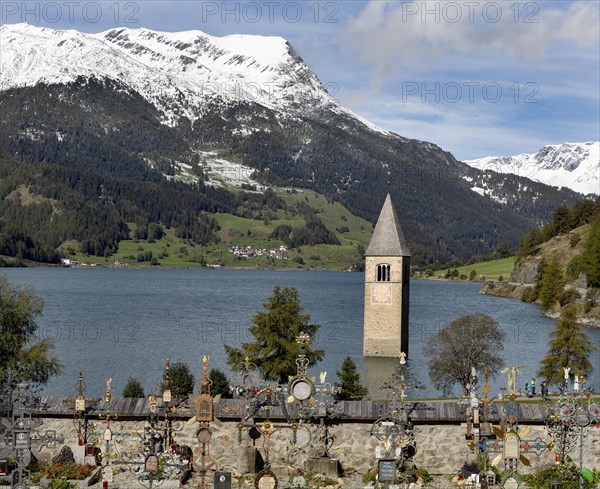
[366,194,410,257]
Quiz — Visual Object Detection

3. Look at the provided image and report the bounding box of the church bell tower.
[363,194,410,358]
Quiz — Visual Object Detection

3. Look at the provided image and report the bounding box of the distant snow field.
[198,151,261,189]
[464,142,599,195]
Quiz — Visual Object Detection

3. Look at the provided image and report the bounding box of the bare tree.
[423,314,505,396]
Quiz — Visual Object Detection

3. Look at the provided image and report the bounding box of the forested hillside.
[482,197,600,324]
[0,77,585,267]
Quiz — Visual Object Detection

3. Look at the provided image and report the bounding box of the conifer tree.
[334,356,368,400]
[516,227,544,263]
[209,368,232,398]
[538,304,596,386]
[224,286,323,384]
[160,360,195,398]
[122,377,145,398]
[539,257,564,311]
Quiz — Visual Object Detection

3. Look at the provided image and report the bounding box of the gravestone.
[306,457,340,479]
[237,447,264,474]
[51,445,75,465]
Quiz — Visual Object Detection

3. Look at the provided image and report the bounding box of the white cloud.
[342,91,594,160]
[332,1,599,157]
[339,1,600,84]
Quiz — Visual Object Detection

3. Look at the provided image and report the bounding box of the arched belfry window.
[376,264,391,282]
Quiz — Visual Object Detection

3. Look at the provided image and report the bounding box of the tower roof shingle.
[366,194,410,256]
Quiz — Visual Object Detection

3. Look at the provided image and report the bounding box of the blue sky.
[2,0,599,160]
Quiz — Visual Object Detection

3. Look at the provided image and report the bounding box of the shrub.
[362,470,377,484]
[48,480,77,489]
[559,288,578,306]
[521,287,537,303]
[43,463,95,481]
[523,463,596,489]
[570,233,581,248]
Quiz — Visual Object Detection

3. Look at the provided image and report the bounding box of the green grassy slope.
[432,257,515,281]
[57,188,373,270]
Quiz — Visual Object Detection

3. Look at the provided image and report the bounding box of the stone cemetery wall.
[33,414,600,478]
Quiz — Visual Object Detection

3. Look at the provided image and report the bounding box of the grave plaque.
[197,427,212,444]
[75,396,86,412]
[378,459,396,483]
[148,395,158,413]
[255,470,277,489]
[291,378,312,401]
[15,431,30,449]
[503,432,520,459]
[145,454,159,472]
[196,393,213,422]
[214,471,232,489]
[504,476,519,489]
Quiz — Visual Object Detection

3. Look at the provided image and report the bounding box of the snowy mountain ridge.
[464,142,599,195]
[0,22,375,128]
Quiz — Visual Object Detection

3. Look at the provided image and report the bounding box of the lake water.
[2,268,599,398]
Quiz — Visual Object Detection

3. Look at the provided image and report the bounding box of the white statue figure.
[470,391,480,424]
[564,366,571,381]
[574,374,580,392]
[502,365,520,394]
[399,351,407,365]
[104,377,113,403]
[375,445,382,459]
[384,435,392,453]
[320,371,327,385]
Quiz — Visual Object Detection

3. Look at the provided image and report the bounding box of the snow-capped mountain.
[0,23,586,262]
[464,142,599,195]
[0,23,374,128]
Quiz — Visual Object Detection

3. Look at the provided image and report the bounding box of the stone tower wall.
[363,255,407,357]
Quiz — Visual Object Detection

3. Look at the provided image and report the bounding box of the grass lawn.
[432,256,515,281]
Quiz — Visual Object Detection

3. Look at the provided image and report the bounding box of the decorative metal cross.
[112,404,188,488]
[185,354,219,489]
[373,354,420,471]
[485,394,551,480]
[545,377,599,489]
[73,371,90,446]
[0,382,64,488]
